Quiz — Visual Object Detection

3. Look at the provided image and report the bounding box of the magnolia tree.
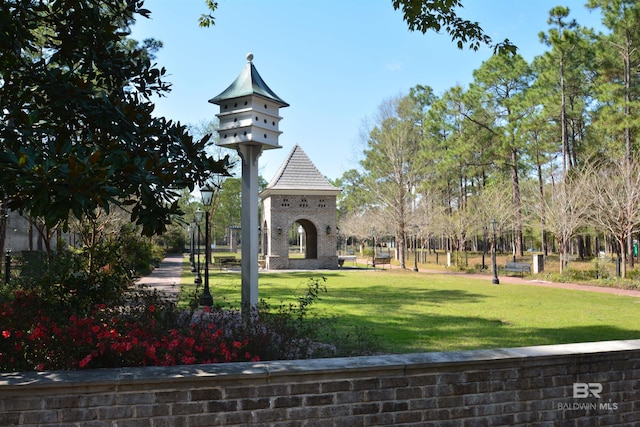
[0,0,231,242]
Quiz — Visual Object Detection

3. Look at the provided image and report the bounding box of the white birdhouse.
[208,53,288,150]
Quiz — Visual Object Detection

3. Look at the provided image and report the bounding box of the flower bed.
[0,290,258,372]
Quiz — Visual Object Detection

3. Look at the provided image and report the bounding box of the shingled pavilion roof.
[260,144,341,197]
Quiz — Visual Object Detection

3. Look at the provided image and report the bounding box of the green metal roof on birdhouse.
[208,53,289,107]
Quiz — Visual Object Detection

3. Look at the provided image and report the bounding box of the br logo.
[573,383,602,398]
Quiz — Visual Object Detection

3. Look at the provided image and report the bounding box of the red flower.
[148,305,155,313]
[180,356,196,364]
[2,330,10,339]
[29,325,45,340]
[79,354,93,368]
[145,344,157,360]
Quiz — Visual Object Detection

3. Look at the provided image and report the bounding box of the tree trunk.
[560,54,569,179]
[536,155,548,256]
[398,231,406,269]
[560,237,566,273]
[510,148,524,257]
[577,235,585,260]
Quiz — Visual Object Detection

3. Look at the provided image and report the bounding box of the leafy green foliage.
[0,0,231,236]
[211,178,242,243]
[198,0,218,27]
[6,236,155,316]
[391,0,517,54]
[296,276,327,319]
[587,0,640,162]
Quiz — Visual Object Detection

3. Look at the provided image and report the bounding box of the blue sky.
[131,1,604,182]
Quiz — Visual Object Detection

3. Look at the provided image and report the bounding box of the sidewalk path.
[136,254,184,301]
[427,269,640,297]
[355,257,640,298]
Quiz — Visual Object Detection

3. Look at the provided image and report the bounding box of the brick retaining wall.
[1,339,639,426]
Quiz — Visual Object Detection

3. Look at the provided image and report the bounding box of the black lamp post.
[194,209,203,286]
[190,222,197,273]
[4,250,11,285]
[490,219,500,285]
[481,226,487,270]
[199,185,215,307]
[413,225,419,272]
[371,227,376,268]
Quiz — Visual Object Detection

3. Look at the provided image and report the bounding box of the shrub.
[154,227,187,254]
[195,277,330,361]
[8,245,136,317]
[118,225,160,276]
[195,277,381,361]
[0,288,258,372]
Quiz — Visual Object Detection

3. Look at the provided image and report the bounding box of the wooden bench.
[503,261,531,276]
[367,255,391,269]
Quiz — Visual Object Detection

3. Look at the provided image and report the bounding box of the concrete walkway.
[136,254,184,301]
[355,257,640,298]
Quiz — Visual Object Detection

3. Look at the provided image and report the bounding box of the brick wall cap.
[2,339,639,389]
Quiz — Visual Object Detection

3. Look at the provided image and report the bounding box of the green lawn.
[179,258,640,354]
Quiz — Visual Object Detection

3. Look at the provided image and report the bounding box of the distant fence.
[1,339,639,426]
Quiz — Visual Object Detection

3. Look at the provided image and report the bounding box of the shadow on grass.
[194,269,640,355]
[329,311,640,354]
[318,287,489,326]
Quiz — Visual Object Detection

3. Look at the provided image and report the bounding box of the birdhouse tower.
[208,53,288,318]
[209,53,289,150]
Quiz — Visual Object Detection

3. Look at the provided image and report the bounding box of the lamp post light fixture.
[490,219,500,285]
[298,225,304,253]
[413,225,419,272]
[199,185,215,307]
[194,208,203,286]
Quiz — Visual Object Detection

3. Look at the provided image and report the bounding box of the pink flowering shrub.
[0,290,258,372]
